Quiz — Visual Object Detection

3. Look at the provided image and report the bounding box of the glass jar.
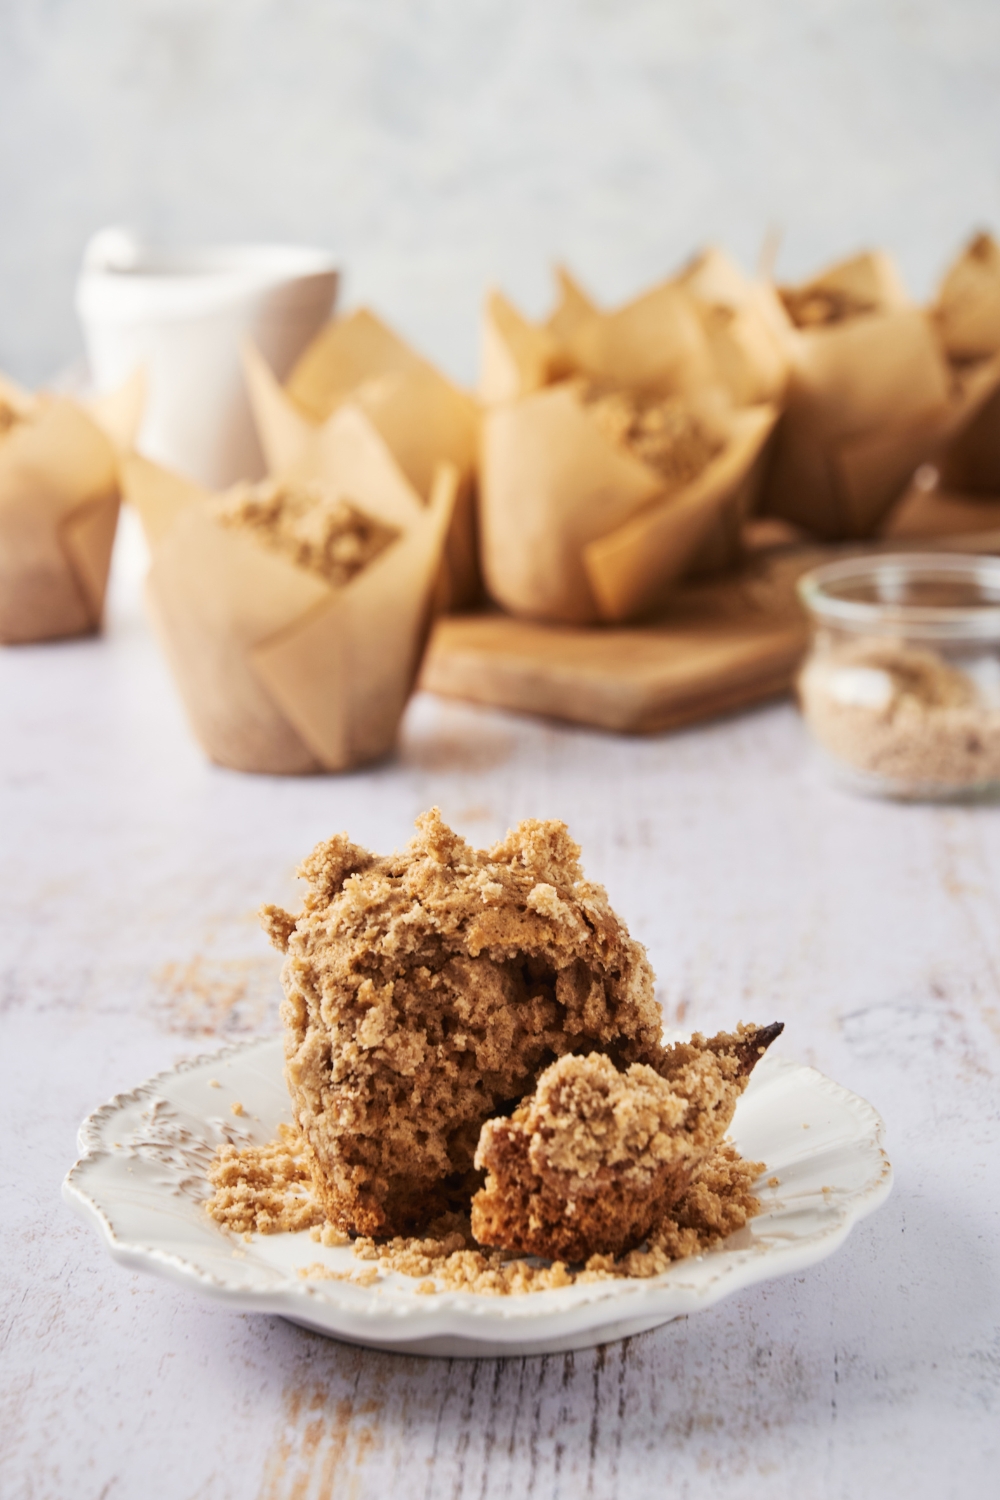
[796,553,1000,799]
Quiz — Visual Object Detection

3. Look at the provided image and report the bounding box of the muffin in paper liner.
[0,371,143,644]
[477,255,780,626]
[935,231,1000,363]
[674,246,791,408]
[480,248,788,413]
[934,233,1000,496]
[243,308,480,610]
[123,407,457,775]
[760,249,1000,539]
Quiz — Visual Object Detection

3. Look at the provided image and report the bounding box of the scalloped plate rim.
[62,1034,893,1356]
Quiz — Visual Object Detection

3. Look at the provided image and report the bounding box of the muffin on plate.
[262,809,663,1236]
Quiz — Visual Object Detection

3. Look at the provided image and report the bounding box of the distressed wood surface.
[2,516,999,1499]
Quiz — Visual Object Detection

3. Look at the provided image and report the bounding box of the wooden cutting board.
[422,516,1000,735]
[421,549,820,734]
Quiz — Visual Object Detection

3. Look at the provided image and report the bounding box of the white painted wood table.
[3,523,999,1499]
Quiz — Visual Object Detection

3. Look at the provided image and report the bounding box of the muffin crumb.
[205,1122,325,1235]
[574,378,722,489]
[779,284,876,329]
[205,1123,767,1295]
[212,477,397,587]
[341,1144,764,1294]
[298,1263,381,1288]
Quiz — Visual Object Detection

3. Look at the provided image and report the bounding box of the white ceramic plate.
[63,1036,892,1358]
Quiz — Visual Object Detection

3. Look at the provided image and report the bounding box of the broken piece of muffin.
[571,378,724,491]
[261,809,664,1237]
[471,1023,782,1262]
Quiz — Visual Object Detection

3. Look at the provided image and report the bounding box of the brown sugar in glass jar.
[797,553,1000,799]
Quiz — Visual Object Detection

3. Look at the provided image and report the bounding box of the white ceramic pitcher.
[76,228,338,489]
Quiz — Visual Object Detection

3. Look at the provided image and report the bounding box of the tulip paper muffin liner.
[244,309,480,610]
[761,250,1000,539]
[935,234,1000,495]
[123,410,457,775]
[480,249,790,414]
[481,385,777,625]
[477,254,786,625]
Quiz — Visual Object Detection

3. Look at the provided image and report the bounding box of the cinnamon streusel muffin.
[262,809,663,1236]
[470,1023,782,1261]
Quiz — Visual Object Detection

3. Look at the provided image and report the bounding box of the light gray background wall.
[2,0,999,387]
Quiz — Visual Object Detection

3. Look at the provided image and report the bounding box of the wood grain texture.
[421,550,814,734]
[2,516,999,1499]
[421,610,806,734]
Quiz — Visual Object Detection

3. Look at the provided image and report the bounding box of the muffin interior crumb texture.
[799,636,1000,792]
[261,809,666,1237]
[212,477,398,587]
[471,1027,780,1262]
[573,378,723,489]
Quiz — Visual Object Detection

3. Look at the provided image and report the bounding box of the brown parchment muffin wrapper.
[480,379,778,627]
[760,250,1000,539]
[479,249,790,413]
[481,386,777,625]
[244,308,481,611]
[561,280,718,401]
[934,234,1000,495]
[675,246,791,407]
[477,256,785,625]
[0,370,143,644]
[123,410,457,775]
[935,232,1000,363]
